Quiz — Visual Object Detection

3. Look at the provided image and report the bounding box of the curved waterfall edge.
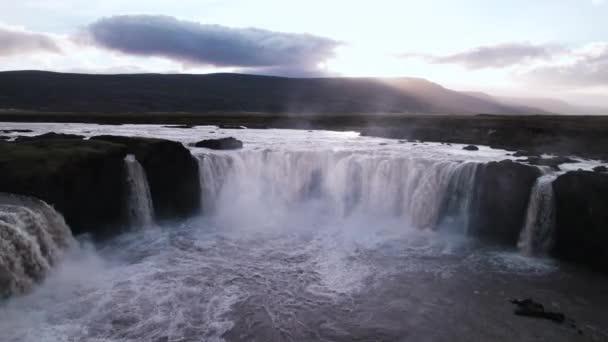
[0,194,76,298]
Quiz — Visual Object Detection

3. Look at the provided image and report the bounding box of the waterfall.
[0,194,75,298]
[437,162,480,234]
[518,174,557,256]
[124,155,155,228]
[197,150,480,231]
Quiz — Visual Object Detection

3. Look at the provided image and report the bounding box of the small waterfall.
[197,150,480,231]
[124,155,155,228]
[437,162,480,234]
[518,174,558,256]
[0,194,75,298]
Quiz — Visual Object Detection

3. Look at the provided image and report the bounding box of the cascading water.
[197,150,481,232]
[0,194,75,298]
[124,154,155,228]
[518,174,558,256]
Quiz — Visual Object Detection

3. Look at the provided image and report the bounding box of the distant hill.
[463,91,607,116]
[0,71,543,115]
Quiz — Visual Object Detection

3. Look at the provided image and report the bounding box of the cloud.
[522,43,608,87]
[0,26,62,56]
[402,42,565,69]
[83,15,340,75]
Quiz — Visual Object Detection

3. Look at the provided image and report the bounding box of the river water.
[0,123,607,341]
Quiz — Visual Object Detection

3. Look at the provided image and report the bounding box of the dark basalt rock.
[194,137,243,150]
[593,165,607,172]
[0,139,128,236]
[510,299,565,323]
[91,135,201,221]
[524,156,579,169]
[218,124,246,129]
[553,171,608,273]
[0,129,32,133]
[469,160,541,244]
[462,145,479,151]
[513,150,538,157]
[163,124,194,129]
[14,132,85,142]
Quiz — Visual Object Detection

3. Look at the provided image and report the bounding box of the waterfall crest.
[124,155,155,228]
[198,151,480,231]
[0,194,75,297]
[518,174,557,256]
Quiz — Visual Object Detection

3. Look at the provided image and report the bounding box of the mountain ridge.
[0,70,545,115]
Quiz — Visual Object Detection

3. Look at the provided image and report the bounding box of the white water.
[198,150,481,233]
[124,154,155,228]
[0,194,75,297]
[2,123,600,342]
[518,174,558,256]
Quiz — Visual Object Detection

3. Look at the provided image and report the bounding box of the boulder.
[512,150,537,157]
[593,165,607,173]
[553,171,608,272]
[462,145,479,151]
[194,137,243,150]
[524,156,579,169]
[14,132,85,142]
[218,124,246,129]
[163,124,194,129]
[91,135,201,221]
[469,160,541,244]
[0,140,128,236]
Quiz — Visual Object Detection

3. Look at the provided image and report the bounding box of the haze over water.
[0,123,607,341]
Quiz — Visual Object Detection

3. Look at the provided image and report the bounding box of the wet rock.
[462,145,479,151]
[163,124,194,129]
[218,124,246,129]
[553,171,608,273]
[0,139,128,236]
[524,156,579,169]
[593,165,607,172]
[0,129,32,133]
[513,150,537,157]
[194,137,243,150]
[469,160,541,244]
[510,299,565,323]
[14,132,85,142]
[91,135,201,221]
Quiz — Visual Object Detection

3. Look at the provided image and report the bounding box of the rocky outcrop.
[553,171,608,272]
[0,139,128,236]
[194,137,243,150]
[462,145,479,151]
[91,136,201,220]
[14,132,85,142]
[469,160,541,244]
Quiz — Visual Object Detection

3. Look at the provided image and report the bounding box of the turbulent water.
[124,154,155,228]
[1,123,608,341]
[0,194,75,298]
[198,150,480,233]
[518,174,558,256]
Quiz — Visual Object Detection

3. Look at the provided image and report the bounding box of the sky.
[1,0,607,107]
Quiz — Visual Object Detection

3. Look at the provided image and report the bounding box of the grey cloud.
[522,47,608,87]
[85,15,339,75]
[0,27,61,56]
[404,43,564,69]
